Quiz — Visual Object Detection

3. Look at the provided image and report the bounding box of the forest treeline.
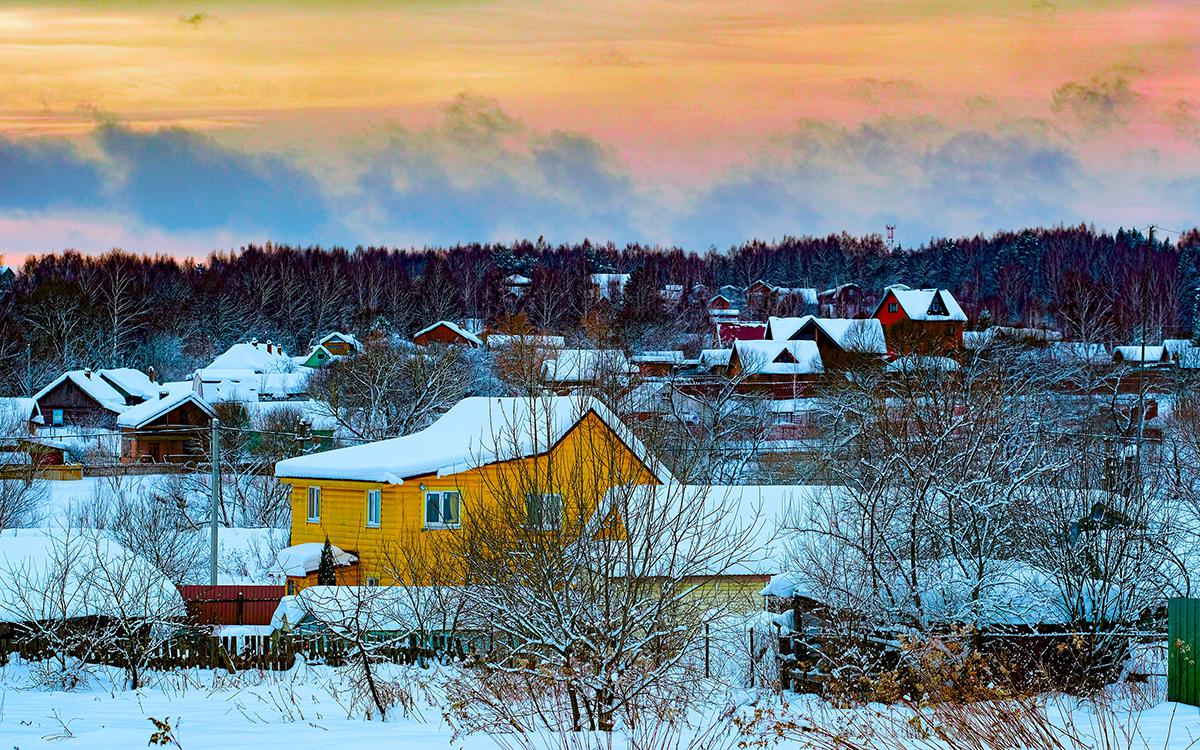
[1,224,1198,392]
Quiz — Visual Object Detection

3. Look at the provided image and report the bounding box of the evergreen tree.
[317,537,337,586]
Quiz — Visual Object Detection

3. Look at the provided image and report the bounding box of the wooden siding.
[282,411,659,585]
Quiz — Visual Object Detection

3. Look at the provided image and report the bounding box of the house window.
[365,577,380,587]
[366,489,382,528]
[307,486,321,523]
[51,409,64,426]
[424,491,461,529]
[525,493,563,530]
[887,302,898,314]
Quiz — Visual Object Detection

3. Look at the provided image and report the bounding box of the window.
[525,493,563,530]
[51,409,64,426]
[366,489,381,528]
[424,491,461,528]
[887,302,898,314]
[307,486,321,523]
[365,577,380,587]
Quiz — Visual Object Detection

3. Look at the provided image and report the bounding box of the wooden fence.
[0,632,476,673]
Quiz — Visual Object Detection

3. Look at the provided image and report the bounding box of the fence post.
[237,591,244,626]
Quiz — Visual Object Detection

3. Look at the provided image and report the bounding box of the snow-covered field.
[0,655,1198,749]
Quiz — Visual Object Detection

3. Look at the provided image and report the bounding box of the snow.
[33,370,130,413]
[485,333,565,349]
[590,272,630,299]
[881,286,968,321]
[541,349,634,383]
[598,484,808,576]
[885,354,961,373]
[275,395,676,484]
[631,350,684,364]
[98,368,160,401]
[205,341,293,373]
[0,528,183,622]
[271,585,461,633]
[766,316,887,353]
[273,542,357,578]
[116,391,214,429]
[318,331,360,350]
[1114,345,1168,363]
[194,369,311,403]
[1048,341,1110,363]
[413,320,484,347]
[0,396,42,425]
[699,348,732,368]
[245,398,339,432]
[732,339,824,376]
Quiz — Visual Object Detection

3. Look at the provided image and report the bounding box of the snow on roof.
[194,369,311,402]
[766,316,887,353]
[1181,348,1200,369]
[271,585,464,634]
[208,341,293,373]
[413,320,484,347]
[541,349,633,383]
[0,528,183,623]
[732,339,824,376]
[885,355,961,374]
[99,368,160,401]
[318,332,361,349]
[591,273,630,300]
[0,397,41,425]
[273,542,357,577]
[505,273,532,285]
[116,390,215,429]
[631,351,684,365]
[598,484,808,577]
[1163,339,1197,358]
[878,287,967,322]
[34,370,130,413]
[699,348,732,368]
[1113,345,1169,363]
[276,395,675,484]
[751,280,818,304]
[486,333,566,350]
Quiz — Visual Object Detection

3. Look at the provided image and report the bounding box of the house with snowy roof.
[118,388,215,464]
[33,368,160,429]
[194,341,310,403]
[746,280,819,316]
[727,340,824,397]
[412,321,483,348]
[590,273,631,302]
[541,349,635,389]
[273,395,673,589]
[765,316,887,369]
[872,285,967,355]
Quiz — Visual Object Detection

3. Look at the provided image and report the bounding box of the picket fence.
[0,632,475,673]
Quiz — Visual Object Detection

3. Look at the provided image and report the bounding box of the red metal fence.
[178,585,286,626]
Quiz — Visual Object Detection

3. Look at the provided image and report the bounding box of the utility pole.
[1137,226,1154,461]
[25,343,32,398]
[210,417,221,586]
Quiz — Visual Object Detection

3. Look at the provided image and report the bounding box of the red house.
[872,286,967,355]
[412,321,483,348]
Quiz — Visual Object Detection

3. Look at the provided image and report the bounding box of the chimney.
[159,389,169,399]
[147,366,157,384]
[84,368,92,379]
[267,342,274,354]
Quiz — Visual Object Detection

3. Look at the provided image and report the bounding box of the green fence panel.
[1169,598,1200,706]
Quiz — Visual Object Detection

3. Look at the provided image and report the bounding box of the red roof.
[715,321,767,345]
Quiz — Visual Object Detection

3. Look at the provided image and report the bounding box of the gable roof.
[1113,345,1169,363]
[731,340,824,376]
[317,332,360,350]
[413,320,484,347]
[766,316,887,354]
[275,395,675,485]
[116,390,215,429]
[33,370,130,413]
[98,368,159,401]
[875,287,967,322]
[631,351,684,365]
[208,341,293,373]
[541,349,633,383]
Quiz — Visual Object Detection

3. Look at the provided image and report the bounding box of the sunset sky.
[1,0,1198,258]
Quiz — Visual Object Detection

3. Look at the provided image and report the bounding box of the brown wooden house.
[118,390,215,464]
[33,370,141,429]
[412,321,483,348]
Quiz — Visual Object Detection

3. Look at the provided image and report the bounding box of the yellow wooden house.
[274,395,674,590]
